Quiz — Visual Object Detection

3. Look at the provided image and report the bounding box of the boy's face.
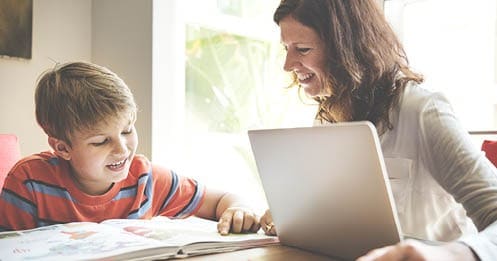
[54,115,138,195]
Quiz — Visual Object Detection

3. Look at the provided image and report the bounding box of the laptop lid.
[248,121,402,260]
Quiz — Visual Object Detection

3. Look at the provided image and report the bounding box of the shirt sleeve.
[0,162,38,231]
[459,220,497,261]
[420,92,497,260]
[151,164,206,218]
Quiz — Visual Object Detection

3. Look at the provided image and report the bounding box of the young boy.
[0,61,262,235]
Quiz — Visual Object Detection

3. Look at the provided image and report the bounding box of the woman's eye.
[297,47,311,54]
[122,129,133,135]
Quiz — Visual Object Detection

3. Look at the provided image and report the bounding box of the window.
[153,0,316,213]
[152,1,497,212]
[384,0,497,131]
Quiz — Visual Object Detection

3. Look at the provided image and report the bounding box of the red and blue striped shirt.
[0,152,205,231]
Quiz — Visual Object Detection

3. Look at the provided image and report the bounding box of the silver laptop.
[248,121,403,260]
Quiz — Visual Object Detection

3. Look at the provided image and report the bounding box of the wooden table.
[177,244,339,260]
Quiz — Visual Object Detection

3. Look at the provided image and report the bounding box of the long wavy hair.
[274,0,423,133]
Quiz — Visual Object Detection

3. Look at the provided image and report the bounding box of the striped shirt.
[0,151,205,231]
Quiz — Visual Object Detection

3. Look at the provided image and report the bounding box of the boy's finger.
[242,212,256,232]
[260,217,270,233]
[231,210,244,233]
[249,218,261,232]
[217,211,233,235]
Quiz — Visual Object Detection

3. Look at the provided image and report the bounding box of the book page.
[0,217,279,260]
[0,222,173,261]
[102,216,279,256]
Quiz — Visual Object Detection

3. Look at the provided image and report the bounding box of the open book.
[0,216,279,260]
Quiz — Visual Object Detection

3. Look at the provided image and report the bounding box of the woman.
[261,0,497,260]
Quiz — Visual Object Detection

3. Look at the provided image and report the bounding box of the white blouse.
[381,84,497,260]
[316,83,497,260]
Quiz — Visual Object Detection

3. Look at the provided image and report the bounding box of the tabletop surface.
[175,243,340,261]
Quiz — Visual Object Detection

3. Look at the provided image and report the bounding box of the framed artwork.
[0,0,33,59]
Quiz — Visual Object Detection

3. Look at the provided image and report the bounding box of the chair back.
[469,131,497,167]
[0,134,21,190]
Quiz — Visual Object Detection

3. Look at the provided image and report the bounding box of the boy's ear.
[48,137,72,160]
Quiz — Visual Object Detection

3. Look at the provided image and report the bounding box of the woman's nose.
[283,51,298,72]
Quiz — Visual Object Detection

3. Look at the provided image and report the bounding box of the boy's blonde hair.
[35,61,137,145]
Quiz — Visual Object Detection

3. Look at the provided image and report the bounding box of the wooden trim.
[469,131,497,135]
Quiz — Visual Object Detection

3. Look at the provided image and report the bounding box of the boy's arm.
[195,188,261,235]
[0,173,38,231]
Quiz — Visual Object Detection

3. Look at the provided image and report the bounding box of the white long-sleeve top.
[379,83,497,260]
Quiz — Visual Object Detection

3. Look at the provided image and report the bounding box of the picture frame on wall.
[0,0,33,59]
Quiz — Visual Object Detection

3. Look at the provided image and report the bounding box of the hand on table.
[356,239,477,261]
[260,209,277,236]
[216,207,261,235]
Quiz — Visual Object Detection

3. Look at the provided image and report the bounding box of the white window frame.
[152,0,287,212]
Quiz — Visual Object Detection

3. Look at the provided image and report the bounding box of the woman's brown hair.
[274,0,423,133]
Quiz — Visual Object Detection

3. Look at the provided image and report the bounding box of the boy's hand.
[217,207,261,235]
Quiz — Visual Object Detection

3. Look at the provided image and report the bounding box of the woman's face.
[279,15,327,97]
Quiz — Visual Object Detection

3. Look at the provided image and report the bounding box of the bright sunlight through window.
[153,0,316,213]
[385,0,497,131]
[154,0,497,213]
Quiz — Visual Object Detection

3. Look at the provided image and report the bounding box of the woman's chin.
[303,85,322,97]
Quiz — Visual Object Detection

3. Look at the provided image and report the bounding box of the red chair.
[469,130,497,167]
[0,134,21,190]
[482,140,497,167]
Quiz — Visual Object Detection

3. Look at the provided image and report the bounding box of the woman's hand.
[216,207,260,235]
[356,239,478,261]
[260,209,277,236]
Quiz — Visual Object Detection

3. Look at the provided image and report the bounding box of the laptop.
[248,121,403,260]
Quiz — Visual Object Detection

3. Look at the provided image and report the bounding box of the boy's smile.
[51,115,138,195]
[107,158,128,171]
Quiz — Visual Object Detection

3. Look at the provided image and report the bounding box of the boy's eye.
[92,138,108,146]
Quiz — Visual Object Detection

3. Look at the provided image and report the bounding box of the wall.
[0,0,153,158]
[92,0,153,158]
[0,0,92,155]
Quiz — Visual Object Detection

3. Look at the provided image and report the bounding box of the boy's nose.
[112,138,129,155]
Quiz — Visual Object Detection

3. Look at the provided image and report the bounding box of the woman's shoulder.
[401,83,451,112]
[403,82,442,101]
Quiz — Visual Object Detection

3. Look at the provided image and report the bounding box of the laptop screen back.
[248,121,402,260]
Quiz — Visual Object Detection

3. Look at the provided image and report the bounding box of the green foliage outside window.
[185,26,299,133]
